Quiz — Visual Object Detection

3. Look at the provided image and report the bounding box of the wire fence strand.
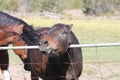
[0,43,120,80]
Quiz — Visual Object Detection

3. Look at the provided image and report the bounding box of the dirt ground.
[0,62,119,80]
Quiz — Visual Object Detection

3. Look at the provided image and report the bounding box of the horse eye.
[44,32,48,35]
[60,30,65,34]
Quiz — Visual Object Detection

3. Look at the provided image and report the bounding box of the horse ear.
[68,24,73,29]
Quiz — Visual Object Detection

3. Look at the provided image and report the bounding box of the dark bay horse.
[0,11,23,46]
[0,11,37,59]
[0,11,37,80]
[25,23,83,80]
[39,23,83,80]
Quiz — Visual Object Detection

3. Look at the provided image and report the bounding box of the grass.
[9,17,120,63]
[8,17,120,80]
[22,17,120,43]
[19,17,120,61]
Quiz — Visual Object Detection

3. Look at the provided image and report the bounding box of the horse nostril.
[43,40,48,44]
[39,40,48,45]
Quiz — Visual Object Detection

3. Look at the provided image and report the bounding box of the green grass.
[9,18,120,63]
[8,17,120,80]
[22,18,120,43]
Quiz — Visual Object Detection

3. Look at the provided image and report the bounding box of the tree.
[40,0,63,13]
[82,0,115,16]
[0,0,19,11]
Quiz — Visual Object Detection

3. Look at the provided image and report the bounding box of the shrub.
[82,0,115,16]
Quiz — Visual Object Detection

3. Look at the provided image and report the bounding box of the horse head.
[39,23,73,55]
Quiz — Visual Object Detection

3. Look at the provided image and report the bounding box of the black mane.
[0,11,37,45]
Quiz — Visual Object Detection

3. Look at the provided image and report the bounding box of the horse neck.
[0,11,21,27]
[67,32,83,63]
[70,31,79,44]
[63,32,80,61]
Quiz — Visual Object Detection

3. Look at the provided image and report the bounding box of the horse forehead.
[50,26,65,32]
[57,25,71,31]
[47,25,71,36]
[48,27,58,34]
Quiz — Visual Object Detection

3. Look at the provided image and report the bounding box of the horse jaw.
[4,24,24,35]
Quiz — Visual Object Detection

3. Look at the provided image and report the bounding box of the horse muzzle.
[39,45,52,55]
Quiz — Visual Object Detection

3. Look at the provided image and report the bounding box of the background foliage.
[0,0,120,16]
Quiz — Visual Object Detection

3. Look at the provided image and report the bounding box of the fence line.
[69,43,120,48]
[0,43,120,50]
[0,43,119,80]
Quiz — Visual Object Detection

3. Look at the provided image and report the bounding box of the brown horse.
[39,23,83,80]
[0,11,37,60]
[25,23,83,80]
[0,45,10,80]
[0,11,37,80]
[0,11,23,46]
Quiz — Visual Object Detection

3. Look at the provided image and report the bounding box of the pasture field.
[8,17,120,80]
[22,17,120,62]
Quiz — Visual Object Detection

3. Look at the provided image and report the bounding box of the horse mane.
[0,11,33,30]
[0,11,26,27]
[70,31,79,44]
[52,23,64,27]
[0,11,37,45]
